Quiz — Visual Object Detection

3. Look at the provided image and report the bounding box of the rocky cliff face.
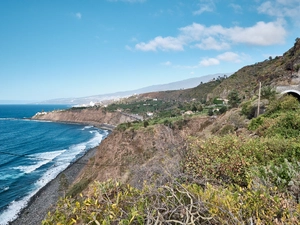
[32,107,138,128]
[76,116,212,190]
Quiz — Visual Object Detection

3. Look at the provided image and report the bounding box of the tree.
[228,90,241,108]
[143,121,149,128]
[219,106,227,114]
[261,86,276,100]
[208,108,214,116]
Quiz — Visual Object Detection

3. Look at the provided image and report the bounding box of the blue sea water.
[0,105,109,225]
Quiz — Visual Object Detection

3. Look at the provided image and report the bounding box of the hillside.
[32,107,139,129]
[36,39,300,224]
[127,38,300,104]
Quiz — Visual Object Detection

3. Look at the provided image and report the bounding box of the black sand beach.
[9,146,98,225]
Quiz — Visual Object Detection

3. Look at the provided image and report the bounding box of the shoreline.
[9,145,99,225]
[30,118,116,131]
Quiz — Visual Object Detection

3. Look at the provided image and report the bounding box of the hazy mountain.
[38,73,232,105]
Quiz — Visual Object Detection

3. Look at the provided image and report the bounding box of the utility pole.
[257,82,261,117]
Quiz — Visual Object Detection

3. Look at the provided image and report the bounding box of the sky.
[0,0,299,102]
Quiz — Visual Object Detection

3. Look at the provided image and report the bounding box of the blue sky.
[0,0,299,102]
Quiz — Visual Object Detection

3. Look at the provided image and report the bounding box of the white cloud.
[193,4,214,15]
[258,0,300,23]
[199,58,220,67]
[75,12,82,19]
[161,61,172,66]
[194,37,230,50]
[135,36,184,51]
[193,0,215,15]
[227,20,286,45]
[217,52,241,63]
[135,21,286,52]
[199,51,244,67]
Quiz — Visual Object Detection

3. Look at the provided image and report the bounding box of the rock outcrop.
[32,107,139,129]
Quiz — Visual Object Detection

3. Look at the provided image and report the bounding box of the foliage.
[143,121,149,128]
[261,85,276,100]
[184,134,300,186]
[207,108,214,116]
[213,97,224,105]
[106,99,174,116]
[219,124,235,136]
[252,159,300,190]
[66,178,92,198]
[241,99,259,120]
[218,105,227,114]
[266,94,300,115]
[43,179,300,225]
[228,90,241,108]
[248,116,264,130]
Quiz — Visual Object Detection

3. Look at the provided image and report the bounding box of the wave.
[13,150,66,174]
[0,186,9,193]
[81,125,93,130]
[0,128,108,225]
[0,172,23,181]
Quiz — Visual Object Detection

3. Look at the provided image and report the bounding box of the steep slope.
[32,107,139,129]
[127,38,300,104]
[75,116,211,190]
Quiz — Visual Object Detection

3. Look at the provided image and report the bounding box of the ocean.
[0,105,109,225]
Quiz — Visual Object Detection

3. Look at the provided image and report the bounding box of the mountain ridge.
[38,73,232,105]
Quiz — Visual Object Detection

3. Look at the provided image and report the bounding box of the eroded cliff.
[32,107,138,129]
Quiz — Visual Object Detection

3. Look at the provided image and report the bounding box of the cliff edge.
[32,107,139,129]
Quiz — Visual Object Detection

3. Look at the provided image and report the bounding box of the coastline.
[9,145,98,225]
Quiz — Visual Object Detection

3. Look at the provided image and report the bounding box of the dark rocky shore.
[9,147,98,225]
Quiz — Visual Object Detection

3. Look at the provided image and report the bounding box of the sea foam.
[0,129,107,225]
[13,150,66,174]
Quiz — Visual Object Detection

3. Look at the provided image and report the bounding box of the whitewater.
[0,105,109,225]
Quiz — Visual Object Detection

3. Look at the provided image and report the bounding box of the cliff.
[32,107,139,129]
[75,115,217,190]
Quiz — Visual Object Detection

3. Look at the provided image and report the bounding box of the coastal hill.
[124,38,300,103]
[26,38,300,224]
[32,107,142,130]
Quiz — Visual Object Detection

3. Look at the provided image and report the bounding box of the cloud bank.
[135,20,286,52]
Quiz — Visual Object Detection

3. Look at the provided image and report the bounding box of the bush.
[43,179,300,225]
[219,124,235,136]
[248,117,264,130]
[261,85,276,100]
[228,90,241,108]
[241,101,257,119]
[143,121,149,128]
[208,108,214,116]
[219,105,227,114]
[267,95,299,114]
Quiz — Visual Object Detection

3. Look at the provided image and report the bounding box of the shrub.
[143,121,149,128]
[219,105,227,114]
[267,95,299,114]
[66,178,92,197]
[184,134,300,186]
[228,90,241,108]
[248,116,264,130]
[261,85,276,100]
[219,124,235,136]
[43,179,300,225]
[207,108,214,116]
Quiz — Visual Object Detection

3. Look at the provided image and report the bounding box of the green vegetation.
[106,99,174,115]
[43,94,300,224]
[42,39,300,224]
